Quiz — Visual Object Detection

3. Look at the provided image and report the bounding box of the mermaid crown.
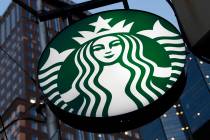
[73,16,134,44]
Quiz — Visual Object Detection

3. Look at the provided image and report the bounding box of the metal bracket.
[13,0,129,21]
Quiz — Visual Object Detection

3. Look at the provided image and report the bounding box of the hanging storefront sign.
[38,10,186,132]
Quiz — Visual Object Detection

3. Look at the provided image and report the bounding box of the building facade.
[140,0,210,139]
[140,55,210,140]
[0,1,142,140]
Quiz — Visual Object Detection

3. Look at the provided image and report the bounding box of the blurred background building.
[0,0,210,140]
[140,0,210,140]
[0,1,141,140]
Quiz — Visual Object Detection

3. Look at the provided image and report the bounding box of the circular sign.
[38,10,186,132]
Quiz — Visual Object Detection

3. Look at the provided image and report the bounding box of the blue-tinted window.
[181,56,210,132]
[161,108,187,140]
[6,15,11,37]
[107,135,114,140]
[97,134,105,140]
[11,8,16,29]
[1,22,6,44]
[30,108,38,130]
[32,135,38,140]
[88,133,94,140]
[140,118,167,140]
[77,130,84,140]
[65,133,73,140]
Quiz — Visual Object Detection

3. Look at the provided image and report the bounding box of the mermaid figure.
[59,17,173,117]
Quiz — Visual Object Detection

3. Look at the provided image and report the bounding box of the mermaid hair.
[72,34,164,117]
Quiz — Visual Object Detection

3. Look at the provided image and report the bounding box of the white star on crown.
[73,16,134,44]
[90,16,112,33]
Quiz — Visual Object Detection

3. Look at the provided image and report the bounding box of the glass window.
[0,97,5,106]
[30,109,38,129]
[28,84,36,92]
[46,20,51,28]
[107,135,114,140]
[18,77,22,83]
[1,78,5,85]
[1,88,5,95]
[12,84,18,91]
[124,131,132,137]
[41,124,47,133]
[11,8,16,29]
[54,19,60,32]
[30,108,37,117]
[181,56,210,132]
[6,59,11,67]
[65,133,73,140]
[6,80,11,88]
[12,72,17,80]
[6,91,11,99]
[1,22,5,44]
[26,0,30,5]
[18,55,22,62]
[6,15,11,37]
[12,63,16,70]
[88,133,94,140]
[98,134,105,140]
[0,23,1,44]
[8,134,16,140]
[19,89,23,95]
[29,32,33,38]
[161,108,186,140]
[77,130,84,140]
[134,133,140,139]
[6,70,11,78]
[32,135,38,140]
[11,33,16,40]
[16,5,20,22]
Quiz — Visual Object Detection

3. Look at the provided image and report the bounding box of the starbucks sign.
[38,10,186,132]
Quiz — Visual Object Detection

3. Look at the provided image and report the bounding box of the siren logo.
[38,10,186,131]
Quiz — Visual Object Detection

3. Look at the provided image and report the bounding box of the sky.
[0,0,11,16]
[0,0,179,28]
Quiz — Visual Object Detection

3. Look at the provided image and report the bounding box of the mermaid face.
[92,36,122,64]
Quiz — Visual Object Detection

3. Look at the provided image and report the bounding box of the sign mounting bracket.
[13,0,129,22]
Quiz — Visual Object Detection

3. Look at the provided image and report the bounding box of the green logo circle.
[38,10,186,118]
